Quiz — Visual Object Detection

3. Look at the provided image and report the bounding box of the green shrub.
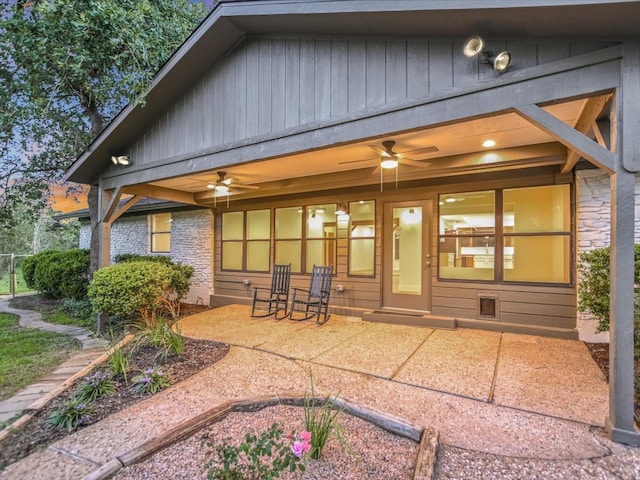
[21,255,39,289]
[204,422,308,480]
[88,260,192,326]
[22,249,90,300]
[577,244,640,332]
[114,253,173,265]
[112,254,194,317]
[61,298,94,319]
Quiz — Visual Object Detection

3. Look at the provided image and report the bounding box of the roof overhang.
[65,0,640,185]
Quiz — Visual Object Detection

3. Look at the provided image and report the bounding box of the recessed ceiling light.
[482,139,496,148]
[445,198,456,203]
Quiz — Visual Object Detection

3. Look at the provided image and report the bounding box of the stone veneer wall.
[575,169,640,342]
[79,209,214,305]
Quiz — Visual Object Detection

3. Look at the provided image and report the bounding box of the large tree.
[0,0,209,271]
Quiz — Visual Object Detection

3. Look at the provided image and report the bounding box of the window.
[348,200,375,276]
[222,211,244,270]
[246,209,271,271]
[305,204,337,272]
[221,203,343,274]
[222,210,271,271]
[503,185,571,283]
[439,191,495,281]
[275,207,302,273]
[438,185,571,284]
[150,213,171,253]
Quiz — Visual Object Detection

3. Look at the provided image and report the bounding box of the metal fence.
[0,254,34,297]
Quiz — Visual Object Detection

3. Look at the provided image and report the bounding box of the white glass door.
[383,200,432,311]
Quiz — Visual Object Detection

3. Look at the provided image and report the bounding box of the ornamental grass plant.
[303,372,350,460]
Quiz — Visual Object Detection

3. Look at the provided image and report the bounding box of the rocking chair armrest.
[292,287,310,294]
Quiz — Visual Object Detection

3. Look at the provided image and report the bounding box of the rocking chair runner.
[251,264,291,319]
[289,265,333,324]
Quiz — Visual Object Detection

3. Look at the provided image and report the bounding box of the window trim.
[149,213,171,253]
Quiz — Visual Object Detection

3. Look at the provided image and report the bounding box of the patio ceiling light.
[336,201,348,215]
[463,36,511,74]
[380,158,398,169]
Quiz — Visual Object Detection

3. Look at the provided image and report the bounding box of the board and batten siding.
[127,37,611,167]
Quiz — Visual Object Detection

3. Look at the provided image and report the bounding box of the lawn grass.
[0,269,33,296]
[0,313,81,402]
[9,294,95,331]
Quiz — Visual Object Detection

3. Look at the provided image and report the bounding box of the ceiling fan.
[207,171,259,194]
[207,171,259,205]
[339,140,437,191]
[339,140,436,173]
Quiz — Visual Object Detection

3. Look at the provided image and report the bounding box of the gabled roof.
[65,0,640,185]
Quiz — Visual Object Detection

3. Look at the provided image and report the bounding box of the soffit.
[147,98,588,200]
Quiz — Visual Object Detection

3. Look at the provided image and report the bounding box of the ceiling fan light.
[380,159,398,169]
[217,185,229,194]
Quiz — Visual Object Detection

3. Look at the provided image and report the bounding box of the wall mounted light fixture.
[111,155,129,166]
[463,36,511,73]
[336,201,348,215]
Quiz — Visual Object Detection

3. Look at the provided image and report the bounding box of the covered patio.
[177,305,608,441]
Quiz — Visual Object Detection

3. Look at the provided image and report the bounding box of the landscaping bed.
[585,342,640,423]
[0,335,229,471]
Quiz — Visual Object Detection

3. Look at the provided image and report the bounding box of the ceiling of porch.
[144,95,608,204]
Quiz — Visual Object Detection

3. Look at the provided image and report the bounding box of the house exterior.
[65,1,640,445]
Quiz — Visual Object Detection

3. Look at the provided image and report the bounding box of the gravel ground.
[114,404,419,480]
[435,444,640,480]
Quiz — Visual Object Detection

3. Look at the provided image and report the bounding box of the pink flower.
[302,441,311,453]
[291,441,305,458]
[299,431,312,443]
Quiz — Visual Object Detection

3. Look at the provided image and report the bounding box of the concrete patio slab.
[493,333,609,426]
[259,316,366,360]
[312,321,433,378]
[393,328,501,401]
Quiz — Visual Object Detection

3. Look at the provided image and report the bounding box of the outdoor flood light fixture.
[463,36,511,73]
[111,155,129,165]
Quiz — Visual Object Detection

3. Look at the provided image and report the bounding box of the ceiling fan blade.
[339,157,378,165]
[399,158,431,168]
[229,184,260,190]
[367,144,392,157]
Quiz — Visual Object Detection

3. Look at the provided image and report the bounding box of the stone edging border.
[82,393,439,480]
[0,334,135,444]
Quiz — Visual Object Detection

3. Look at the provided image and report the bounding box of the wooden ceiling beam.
[122,184,199,206]
[559,94,612,173]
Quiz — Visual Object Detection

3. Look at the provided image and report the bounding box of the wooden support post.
[605,85,640,446]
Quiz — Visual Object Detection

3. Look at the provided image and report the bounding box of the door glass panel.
[392,207,422,295]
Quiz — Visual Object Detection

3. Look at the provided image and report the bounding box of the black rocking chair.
[289,265,333,324]
[251,263,291,319]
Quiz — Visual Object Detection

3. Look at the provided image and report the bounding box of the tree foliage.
[0,0,208,266]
